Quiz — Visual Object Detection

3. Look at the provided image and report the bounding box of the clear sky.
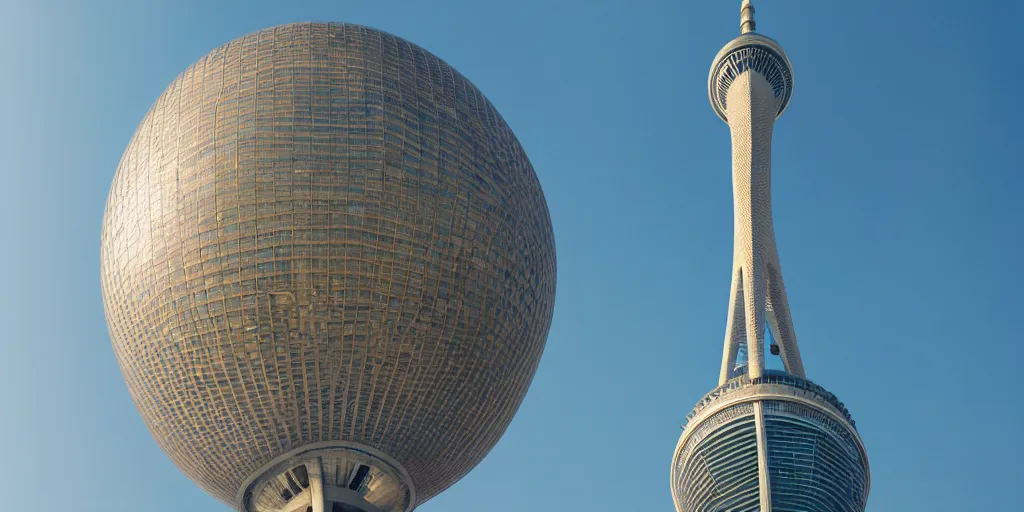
[1,0,1021,510]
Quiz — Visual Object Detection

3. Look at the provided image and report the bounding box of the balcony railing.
[684,370,856,429]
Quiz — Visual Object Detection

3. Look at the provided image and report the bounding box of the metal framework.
[101,22,556,512]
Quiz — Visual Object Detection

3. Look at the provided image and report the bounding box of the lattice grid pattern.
[101,22,556,507]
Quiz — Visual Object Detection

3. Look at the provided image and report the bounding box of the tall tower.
[671,3,870,511]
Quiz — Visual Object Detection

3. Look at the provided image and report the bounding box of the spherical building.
[100,22,556,512]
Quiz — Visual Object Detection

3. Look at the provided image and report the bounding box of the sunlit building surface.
[101,22,556,512]
[670,3,870,510]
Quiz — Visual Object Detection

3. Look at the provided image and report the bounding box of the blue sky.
[1,1,1022,510]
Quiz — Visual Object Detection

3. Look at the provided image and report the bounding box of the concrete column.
[753,400,772,511]
[308,460,325,512]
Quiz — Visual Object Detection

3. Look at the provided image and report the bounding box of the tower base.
[671,371,869,511]
[237,442,415,512]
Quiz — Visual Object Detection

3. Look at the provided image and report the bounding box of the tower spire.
[740,0,756,34]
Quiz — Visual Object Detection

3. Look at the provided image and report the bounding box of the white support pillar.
[753,400,772,511]
[308,460,325,512]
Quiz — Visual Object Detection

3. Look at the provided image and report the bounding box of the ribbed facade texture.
[101,22,555,509]
[672,374,869,512]
[763,401,868,510]
[675,403,760,511]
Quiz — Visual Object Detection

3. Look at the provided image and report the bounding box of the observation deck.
[683,370,856,430]
[708,33,794,123]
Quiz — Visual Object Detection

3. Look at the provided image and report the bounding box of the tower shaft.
[718,69,805,384]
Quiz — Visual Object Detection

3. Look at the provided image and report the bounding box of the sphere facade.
[100,22,555,506]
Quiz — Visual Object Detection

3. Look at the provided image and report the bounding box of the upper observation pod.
[708,34,794,123]
[100,22,556,512]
